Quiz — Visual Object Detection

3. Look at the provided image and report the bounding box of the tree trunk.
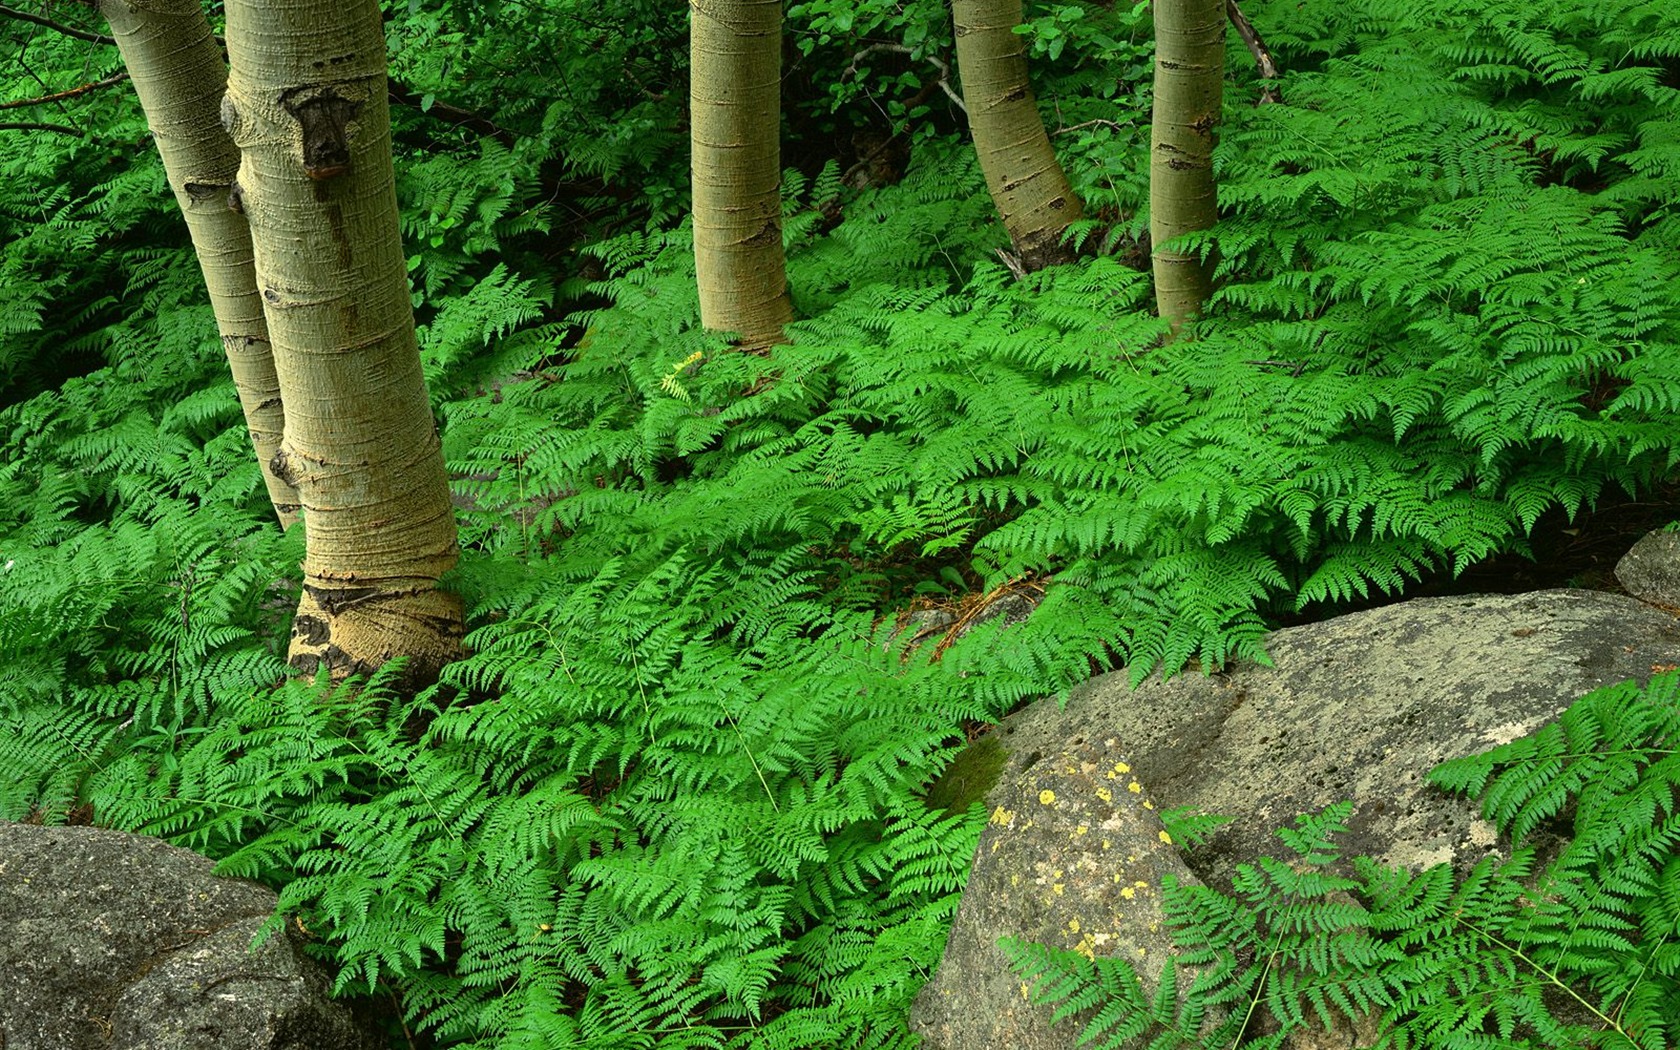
[952,0,1083,272]
[97,0,298,528]
[690,0,791,349]
[222,0,463,683]
[1149,0,1225,332]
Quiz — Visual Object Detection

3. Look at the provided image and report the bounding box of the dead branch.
[0,72,128,111]
[0,2,113,44]
[1055,117,1128,137]
[845,42,965,113]
[0,119,80,134]
[1225,0,1281,104]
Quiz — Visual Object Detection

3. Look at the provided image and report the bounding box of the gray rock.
[1615,527,1680,608]
[0,822,380,1050]
[911,589,1680,1050]
[911,739,1205,1050]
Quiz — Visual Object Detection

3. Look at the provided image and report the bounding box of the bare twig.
[0,2,113,44]
[0,72,128,111]
[1225,0,1281,104]
[385,78,516,145]
[1054,117,1128,137]
[845,42,965,113]
[0,119,80,134]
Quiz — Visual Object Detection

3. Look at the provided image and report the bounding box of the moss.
[924,734,1009,814]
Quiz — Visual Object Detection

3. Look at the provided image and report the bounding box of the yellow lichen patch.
[990,805,1015,826]
[1053,883,1065,896]
[1096,786,1113,803]
[1067,917,1082,933]
[1072,824,1089,837]
[1020,981,1032,1000]
[1142,799,1154,809]
[1127,780,1143,794]
[1133,880,1149,890]
[990,839,1001,852]
[1100,838,1110,850]
[1106,761,1132,780]
[1158,830,1173,844]
[1039,789,1056,805]
[1073,934,1097,960]
[1121,886,1135,899]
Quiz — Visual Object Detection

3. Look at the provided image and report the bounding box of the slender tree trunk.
[222,0,463,683]
[97,0,298,528]
[952,0,1083,272]
[1150,0,1225,332]
[690,0,791,349]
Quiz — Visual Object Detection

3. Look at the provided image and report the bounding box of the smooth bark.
[222,0,463,682]
[952,0,1083,271]
[690,0,791,349]
[1150,0,1225,331]
[97,0,298,527]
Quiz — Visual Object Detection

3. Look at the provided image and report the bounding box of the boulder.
[0,821,380,1050]
[1615,526,1680,608]
[911,589,1680,1050]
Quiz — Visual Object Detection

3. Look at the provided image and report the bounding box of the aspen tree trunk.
[1150,0,1225,331]
[952,0,1083,272]
[221,0,463,683]
[690,0,791,349]
[98,0,298,528]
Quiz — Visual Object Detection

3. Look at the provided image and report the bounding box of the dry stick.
[1055,117,1128,137]
[0,71,128,110]
[0,119,80,134]
[0,2,113,44]
[845,42,966,113]
[1225,0,1281,103]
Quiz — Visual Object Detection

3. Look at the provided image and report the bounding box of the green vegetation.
[1004,672,1680,1050]
[1,0,1677,1047]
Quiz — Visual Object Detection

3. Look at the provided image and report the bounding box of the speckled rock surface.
[1616,527,1680,608]
[910,740,1202,1050]
[911,589,1680,1050]
[0,822,380,1050]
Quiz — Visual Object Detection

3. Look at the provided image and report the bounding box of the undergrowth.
[0,0,1677,1046]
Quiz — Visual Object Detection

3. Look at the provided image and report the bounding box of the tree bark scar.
[303,583,383,614]
[269,448,297,485]
[279,86,361,181]
[183,180,227,203]
[742,219,781,248]
[292,614,330,645]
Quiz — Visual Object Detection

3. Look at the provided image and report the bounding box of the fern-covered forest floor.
[2,0,1679,1046]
